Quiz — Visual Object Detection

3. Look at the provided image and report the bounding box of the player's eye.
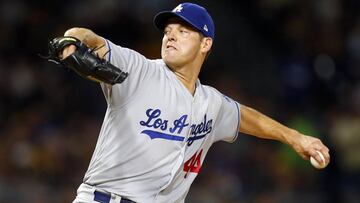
[179,29,189,36]
[163,27,172,35]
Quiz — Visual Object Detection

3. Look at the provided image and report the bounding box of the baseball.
[310,151,326,169]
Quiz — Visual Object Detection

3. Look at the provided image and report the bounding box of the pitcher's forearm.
[239,105,302,146]
[64,27,107,57]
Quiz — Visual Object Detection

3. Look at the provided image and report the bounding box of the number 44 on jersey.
[183,149,203,177]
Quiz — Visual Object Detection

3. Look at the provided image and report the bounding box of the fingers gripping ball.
[310,151,327,169]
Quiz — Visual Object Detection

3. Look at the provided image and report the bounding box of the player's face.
[161,18,206,69]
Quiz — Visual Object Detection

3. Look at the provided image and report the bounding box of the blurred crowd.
[0,0,359,202]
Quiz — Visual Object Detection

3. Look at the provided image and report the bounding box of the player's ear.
[201,37,213,54]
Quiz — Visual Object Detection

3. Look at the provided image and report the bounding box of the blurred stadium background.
[0,0,359,202]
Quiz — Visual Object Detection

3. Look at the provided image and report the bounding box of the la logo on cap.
[173,4,183,12]
[203,25,208,32]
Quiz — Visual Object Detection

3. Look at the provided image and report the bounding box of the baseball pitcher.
[43,3,330,203]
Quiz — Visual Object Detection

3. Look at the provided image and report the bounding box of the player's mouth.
[166,44,177,51]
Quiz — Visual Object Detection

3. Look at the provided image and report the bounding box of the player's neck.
[173,65,201,96]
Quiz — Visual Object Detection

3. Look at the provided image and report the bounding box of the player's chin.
[163,58,180,70]
[162,49,176,58]
[162,54,177,64]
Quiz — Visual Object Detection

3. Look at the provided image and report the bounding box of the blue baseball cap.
[153,3,215,39]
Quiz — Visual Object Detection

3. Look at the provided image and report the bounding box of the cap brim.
[154,12,177,30]
[153,11,199,32]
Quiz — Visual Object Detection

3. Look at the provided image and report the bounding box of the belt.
[94,190,135,203]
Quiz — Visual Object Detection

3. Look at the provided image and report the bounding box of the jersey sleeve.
[100,39,154,108]
[212,93,241,143]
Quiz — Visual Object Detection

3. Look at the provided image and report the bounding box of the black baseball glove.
[43,36,128,85]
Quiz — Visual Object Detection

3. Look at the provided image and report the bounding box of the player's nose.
[166,31,177,42]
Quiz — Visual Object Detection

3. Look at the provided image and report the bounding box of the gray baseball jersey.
[81,39,241,203]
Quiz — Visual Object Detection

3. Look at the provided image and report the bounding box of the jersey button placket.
[183,98,196,178]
